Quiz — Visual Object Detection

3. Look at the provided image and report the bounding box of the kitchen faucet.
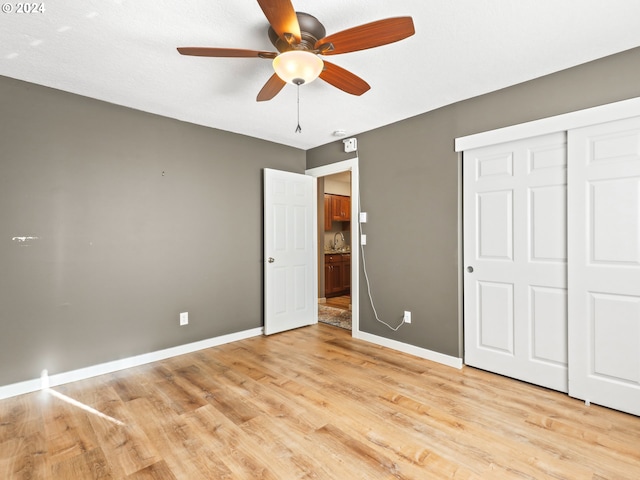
[334,231,345,250]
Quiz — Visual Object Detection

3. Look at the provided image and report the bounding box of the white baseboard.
[1,326,461,400]
[355,330,463,369]
[0,327,264,400]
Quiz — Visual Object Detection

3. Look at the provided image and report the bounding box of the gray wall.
[307,47,640,358]
[3,46,640,388]
[0,76,305,386]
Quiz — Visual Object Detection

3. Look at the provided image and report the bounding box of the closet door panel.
[591,293,640,382]
[591,179,640,265]
[530,286,568,366]
[464,132,568,392]
[477,281,514,354]
[530,185,567,262]
[478,190,514,260]
[568,115,640,416]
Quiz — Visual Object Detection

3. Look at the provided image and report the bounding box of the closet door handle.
[467,266,474,273]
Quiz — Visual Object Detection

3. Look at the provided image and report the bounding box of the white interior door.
[264,168,317,335]
[463,132,569,392]
[568,116,640,415]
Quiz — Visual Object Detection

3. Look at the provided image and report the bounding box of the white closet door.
[464,132,569,392]
[568,116,640,416]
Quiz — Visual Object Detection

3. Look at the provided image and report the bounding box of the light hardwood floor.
[1,323,639,479]
[325,295,351,310]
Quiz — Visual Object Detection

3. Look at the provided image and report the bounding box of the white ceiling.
[2,1,640,150]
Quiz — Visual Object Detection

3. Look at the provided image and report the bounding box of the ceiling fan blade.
[257,0,301,44]
[177,47,277,59]
[257,73,287,102]
[319,61,370,96]
[316,17,415,55]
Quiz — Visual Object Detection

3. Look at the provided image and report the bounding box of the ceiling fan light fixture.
[273,50,323,85]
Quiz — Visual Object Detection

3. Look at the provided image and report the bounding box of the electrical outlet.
[361,234,367,245]
[403,311,412,324]
[180,312,188,326]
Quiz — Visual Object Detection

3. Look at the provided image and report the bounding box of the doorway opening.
[306,159,359,337]
[320,171,352,330]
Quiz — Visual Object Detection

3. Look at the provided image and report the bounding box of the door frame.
[306,158,360,338]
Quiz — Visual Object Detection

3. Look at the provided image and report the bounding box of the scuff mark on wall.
[11,236,40,246]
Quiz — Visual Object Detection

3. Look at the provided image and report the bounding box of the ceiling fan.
[177,0,415,102]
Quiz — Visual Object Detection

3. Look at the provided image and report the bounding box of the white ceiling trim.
[455,96,640,151]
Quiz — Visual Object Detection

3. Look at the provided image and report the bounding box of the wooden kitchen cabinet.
[324,194,332,231]
[325,253,350,297]
[342,253,351,291]
[330,195,350,221]
[324,194,350,230]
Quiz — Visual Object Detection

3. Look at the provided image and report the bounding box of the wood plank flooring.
[325,295,351,310]
[2,323,640,479]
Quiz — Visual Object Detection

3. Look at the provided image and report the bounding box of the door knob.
[268,257,275,263]
[467,266,474,273]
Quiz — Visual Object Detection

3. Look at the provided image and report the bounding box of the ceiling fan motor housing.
[268,12,326,52]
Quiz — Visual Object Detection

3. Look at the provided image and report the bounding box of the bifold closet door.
[568,116,640,416]
[463,132,569,392]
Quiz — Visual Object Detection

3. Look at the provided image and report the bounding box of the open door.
[264,168,317,335]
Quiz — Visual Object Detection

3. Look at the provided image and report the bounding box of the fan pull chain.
[295,82,302,133]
